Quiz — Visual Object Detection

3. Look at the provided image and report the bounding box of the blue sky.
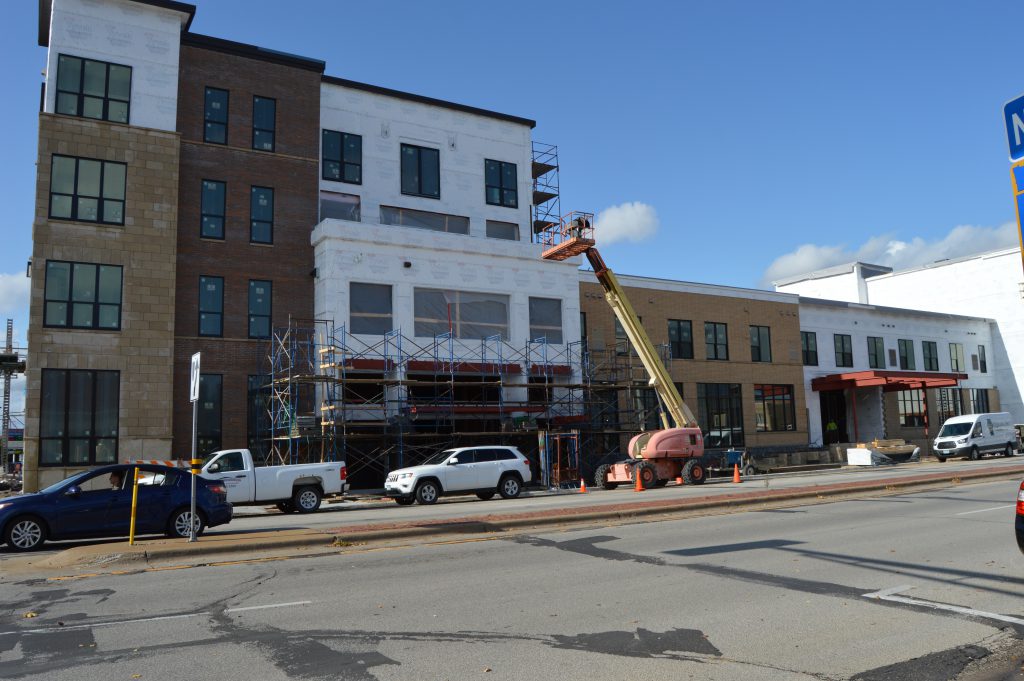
[1,0,1022,410]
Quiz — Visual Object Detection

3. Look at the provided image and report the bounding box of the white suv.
[385,446,533,506]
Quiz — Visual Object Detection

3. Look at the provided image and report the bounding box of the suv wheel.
[499,475,521,499]
[293,485,323,513]
[415,480,440,505]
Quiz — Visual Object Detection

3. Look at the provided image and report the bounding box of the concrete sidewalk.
[16,461,1024,573]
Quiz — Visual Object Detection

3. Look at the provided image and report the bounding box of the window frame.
[252,95,276,152]
[749,325,772,363]
[39,368,120,467]
[248,279,272,339]
[380,205,468,234]
[897,389,926,427]
[668,319,694,360]
[696,383,745,447]
[49,154,127,226]
[413,288,509,341]
[43,260,123,331]
[203,86,229,145]
[528,297,563,344]
[949,342,965,373]
[196,374,223,456]
[485,220,520,241]
[704,322,729,361]
[978,345,987,373]
[400,143,441,199]
[833,334,853,368]
[898,339,916,370]
[321,129,362,184]
[867,336,885,369]
[55,54,132,124]
[350,282,394,335]
[198,275,224,337]
[484,159,518,208]
[754,384,796,432]
[801,331,818,366]
[200,179,226,240]
[922,341,939,371]
[250,186,274,244]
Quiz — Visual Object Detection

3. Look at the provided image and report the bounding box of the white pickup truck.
[200,449,348,513]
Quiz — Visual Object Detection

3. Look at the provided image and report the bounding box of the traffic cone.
[634,468,645,492]
[675,476,683,485]
[732,463,742,484]
[579,478,587,494]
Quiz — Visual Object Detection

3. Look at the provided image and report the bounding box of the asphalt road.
[1,478,1021,680]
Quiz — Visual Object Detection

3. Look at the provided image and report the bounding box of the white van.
[932,412,1018,462]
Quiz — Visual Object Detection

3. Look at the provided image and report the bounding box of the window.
[969,388,990,414]
[197,374,222,456]
[580,312,587,344]
[978,345,987,373]
[44,261,122,330]
[401,144,440,198]
[201,180,226,239]
[632,388,661,431]
[380,205,468,234]
[529,297,563,344]
[754,384,795,432]
[250,186,274,243]
[750,325,771,362]
[49,155,126,225]
[247,375,269,455]
[867,337,885,369]
[198,276,223,337]
[319,191,361,222]
[350,283,393,334]
[204,87,228,144]
[936,388,964,422]
[248,280,271,339]
[614,317,641,356]
[801,331,818,366]
[705,322,728,360]
[897,389,925,427]
[486,220,519,241]
[834,334,853,367]
[668,320,693,359]
[949,343,965,372]
[414,288,509,340]
[39,369,119,466]
[922,341,939,371]
[322,130,361,183]
[252,96,276,151]
[484,159,518,208]
[697,383,744,447]
[55,54,131,123]
[898,339,916,370]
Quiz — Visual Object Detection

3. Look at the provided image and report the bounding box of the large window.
[936,388,964,422]
[867,336,885,369]
[754,384,795,432]
[705,322,728,360]
[39,369,119,466]
[632,388,661,432]
[252,96,276,152]
[414,288,509,340]
[949,343,965,372]
[486,220,519,241]
[55,54,131,123]
[319,191,361,222]
[897,389,925,427]
[250,186,274,244]
[248,280,271,339]
[801,331,818,366]
[204,87,228,144]
[922,341,939,371]
[247,375,270,456]
[697,383,744,448]
[201,180,226,239]
[750,325,771,362]
[485,159,518,208]
[834,334,853,367]
[350,283,393,334]
[978,345,987,373]
[197,374,222,456]
[380,205,468,234]
[969,388,990,414]
[322,130,361,183]
[529,297,563,344]
[198,276,223,337]
[50,155,126,225]
[44,261,122,330]
[668,320,693,359]
[898,339,916,370]
[401,144,440,198]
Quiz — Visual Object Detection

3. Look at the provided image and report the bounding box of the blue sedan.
[0,464,232,551]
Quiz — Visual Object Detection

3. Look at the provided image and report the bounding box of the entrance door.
[819,390,848,445]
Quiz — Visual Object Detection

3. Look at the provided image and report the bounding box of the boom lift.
[540,212,709,488]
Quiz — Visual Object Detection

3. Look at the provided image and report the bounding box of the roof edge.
[39,0,197,47]
[182,32,325,72]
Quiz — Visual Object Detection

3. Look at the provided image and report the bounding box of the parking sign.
[190,352,201,402]
[1004,93,1024,161]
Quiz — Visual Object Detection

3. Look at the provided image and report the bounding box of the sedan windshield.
[938,423,972,437]
[420,449,458,466]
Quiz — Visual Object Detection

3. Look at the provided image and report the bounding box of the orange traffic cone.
[675,476,684,485]
[579,478,587,494]
[634,469,645,492]
[732,463,742,483]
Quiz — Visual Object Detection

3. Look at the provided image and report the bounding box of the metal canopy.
[811,370,967,393]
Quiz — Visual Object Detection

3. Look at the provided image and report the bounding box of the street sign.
[188,351,201,542]
[189,352,201,402]
[1004,93,1024,161]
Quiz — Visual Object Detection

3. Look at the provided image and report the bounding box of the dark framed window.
[350,282,393,334]
[486,220,519,241]
[49,155,126,225]
[969,388,990,414]
[247,375,270,456]
[750,325,771,362]
[801,331,818,366]
[705,322,728,360]
[44,261,122,330]
[250,186,274,243]
[668,319,693,359]
[320,191,361,222]
[898,339,916,370]
[380,205,467,234]
[632,388,661,431]
[834,334,853,367]
[936,387,964,422]
[414,288,509,340]
[949,343,965,372]
[197,374,222,456]
[198,276,223,337]
[867,336,885,369]
[897,389,925,427]
[248,280,272,339]
[529,297,563,344]
[39,369,119,466]
[485,159,518,208]
[978,345,987,373]
[252,96,276,151]
[204,87,228,144]
[322,130,361,183]
[697,383,744,447]
[754,384,795,432]
[401,143,440,198]
[922,341,939,371]
[55,54,131,123]
[201,180,226,239]
[580,312,587,344]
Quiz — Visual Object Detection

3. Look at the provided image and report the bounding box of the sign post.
[189,352,201,542]
[1002,94,1024,276]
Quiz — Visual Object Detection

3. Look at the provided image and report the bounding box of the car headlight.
[956,438,968,445]
[398,473,413,480]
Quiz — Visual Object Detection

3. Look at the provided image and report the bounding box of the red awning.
[811,370,967,393]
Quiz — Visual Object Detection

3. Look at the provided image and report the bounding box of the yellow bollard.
[128,466,140,545]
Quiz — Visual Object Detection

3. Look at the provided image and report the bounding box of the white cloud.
[594,202,660,245]
[762,222,1020,287]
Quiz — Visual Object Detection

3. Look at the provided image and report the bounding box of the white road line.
[863,585,1024,625]
[225,600,311,613]
[954,504,1015,516]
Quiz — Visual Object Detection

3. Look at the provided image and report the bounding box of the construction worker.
[825,419,839,444]
[569,215,590,239]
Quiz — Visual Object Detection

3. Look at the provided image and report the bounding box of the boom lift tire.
[595,464,618,490]
[635,462,657,490]
[682,459,707,485]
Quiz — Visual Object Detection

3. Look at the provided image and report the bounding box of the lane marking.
[225,600,311,613]
[863,585,1024,625]
[954,504,1015,516]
